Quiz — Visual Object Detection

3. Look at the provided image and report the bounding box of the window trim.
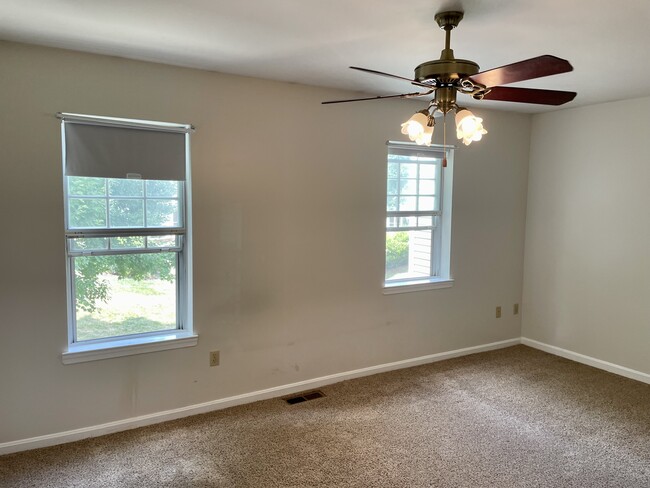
[60,114,196,363]
[383,278,454,295]
[62,330,198,364]
[383,141,454,292]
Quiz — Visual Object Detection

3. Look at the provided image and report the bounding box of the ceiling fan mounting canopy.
[434,10,464,30]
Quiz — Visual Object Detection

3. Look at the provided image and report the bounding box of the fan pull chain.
[442,112,448,168]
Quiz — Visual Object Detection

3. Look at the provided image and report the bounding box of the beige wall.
[522,96,650,374]
[0,41,530,444]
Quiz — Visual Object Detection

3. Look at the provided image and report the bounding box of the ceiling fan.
[323,11,576,147]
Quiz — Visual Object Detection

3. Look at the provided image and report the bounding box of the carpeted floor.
[1,345,649,487]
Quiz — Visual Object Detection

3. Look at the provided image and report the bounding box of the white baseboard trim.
[521,337,650,385]
[0,338,520,456]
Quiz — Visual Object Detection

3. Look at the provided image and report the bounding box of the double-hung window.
[60,113,196,363]
[384,142,454,293]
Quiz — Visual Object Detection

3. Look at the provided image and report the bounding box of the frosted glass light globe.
[455,109,487,146]
[401,112,429,141]
[415,124,434,146]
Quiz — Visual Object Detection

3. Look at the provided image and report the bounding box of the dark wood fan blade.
[322,90,433,105]
[350,66,433,88]
[481,86,576,105]
[470,55,573,87]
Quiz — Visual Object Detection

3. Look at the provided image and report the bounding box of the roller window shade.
[64,123,186,181]
[387,145,444,159]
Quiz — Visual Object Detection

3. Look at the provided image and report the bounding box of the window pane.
[419,179,436,195]
[74,253,177,341]
[387,196,398,212]
[110,236,145,249]
[146,199,180,227]
[68,177,105,196]
[387,179,399,195]
[399,216,417,227]
[387,162,399,178]
[401,179,418,195]
[385,229,433,281]
[419,164,436,179]
[109,179,143,197]
[386,231,409,279]
[69,198,107,228]
[418,196,435,211]
[400,163,417,178]
[146,180,179,198]
[109,199,144,228]
[418,216,433,227]
[387,215,431,230]
[399,196,417,211]
[70,238,108,251]
[147,235,179,249]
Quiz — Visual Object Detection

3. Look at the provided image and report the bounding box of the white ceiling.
[2,0,650,113]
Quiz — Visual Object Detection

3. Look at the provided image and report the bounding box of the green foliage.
[69,198,107,228]
[109,179,143,197]
[386,232,409,269]
[387,162,399,178]
[75,277,176,341]
[108,253,175,282]
[146,180,178,197]
[69,177,106,196]
[75,258,111,312]
[109,199,144,227]
[75,253,175,313]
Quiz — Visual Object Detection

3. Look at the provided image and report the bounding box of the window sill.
[62,331,198,364]
[383,278,454,295]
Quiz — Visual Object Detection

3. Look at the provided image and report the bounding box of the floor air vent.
[285,390,326,405]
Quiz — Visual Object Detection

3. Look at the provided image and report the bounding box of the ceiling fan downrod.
[435,11,463,60]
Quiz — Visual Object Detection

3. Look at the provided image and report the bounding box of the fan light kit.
[323,10,576,158]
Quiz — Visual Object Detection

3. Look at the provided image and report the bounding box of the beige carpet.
[2,345,649,487]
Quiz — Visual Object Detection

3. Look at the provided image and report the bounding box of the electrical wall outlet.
[209,350,220,367]
[513,303,519,315]
[496,306,502,318]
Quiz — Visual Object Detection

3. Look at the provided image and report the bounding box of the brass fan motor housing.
[415,58,480,84]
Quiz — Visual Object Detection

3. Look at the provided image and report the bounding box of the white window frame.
[59,113,197,363]
[383,141,454,294]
